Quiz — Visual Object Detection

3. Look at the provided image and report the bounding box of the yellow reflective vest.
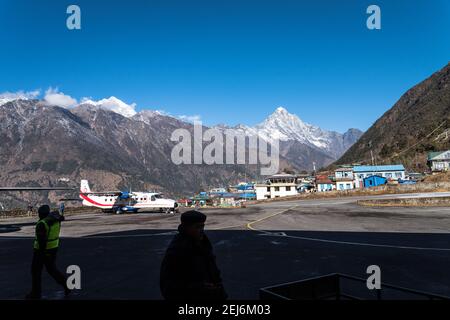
[33,217,61,250]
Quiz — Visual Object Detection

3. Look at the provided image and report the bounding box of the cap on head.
[180,210,206,225]
[38,205,50,219]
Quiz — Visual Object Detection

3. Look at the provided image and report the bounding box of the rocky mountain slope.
[0,100,259,208]
[335,62,450,170]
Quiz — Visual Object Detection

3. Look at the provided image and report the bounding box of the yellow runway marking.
[246,206,298,231]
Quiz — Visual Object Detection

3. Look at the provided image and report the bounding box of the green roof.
[428,151,446,160]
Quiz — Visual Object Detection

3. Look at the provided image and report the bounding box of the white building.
[209,187,227,193]
[334,167,355,191]
[428,151,450,173]
[255,174,298,200]
[316,178,336,192]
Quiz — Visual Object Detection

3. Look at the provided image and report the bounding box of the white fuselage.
[80,191,177,211]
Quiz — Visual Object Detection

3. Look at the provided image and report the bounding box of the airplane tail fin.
[80,180,91,193]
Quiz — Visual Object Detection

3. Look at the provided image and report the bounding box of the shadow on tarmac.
[0,229,449,299]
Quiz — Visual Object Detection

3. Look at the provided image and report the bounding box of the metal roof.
[335,167,353,171]
[428,151,450,160]
[353,165,405,172]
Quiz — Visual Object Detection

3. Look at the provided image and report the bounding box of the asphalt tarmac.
[1,192,450,299]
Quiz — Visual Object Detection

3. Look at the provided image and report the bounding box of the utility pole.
[369,141,375,177]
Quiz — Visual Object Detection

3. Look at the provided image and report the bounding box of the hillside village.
[179,149,450,207]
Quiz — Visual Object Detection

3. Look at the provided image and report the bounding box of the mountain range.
[0,99,361,208]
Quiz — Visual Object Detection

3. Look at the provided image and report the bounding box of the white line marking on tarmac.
[246,206,450,252]
[262,232,450,252]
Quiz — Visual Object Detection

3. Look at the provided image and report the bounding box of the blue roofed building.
[335,164,406,189]
[353,165,405,188]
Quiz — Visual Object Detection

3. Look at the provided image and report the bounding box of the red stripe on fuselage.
[80,193,114,207]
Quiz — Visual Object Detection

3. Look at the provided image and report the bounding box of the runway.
[1,192,450,299]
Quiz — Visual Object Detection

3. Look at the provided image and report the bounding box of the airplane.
[79,180,179,214]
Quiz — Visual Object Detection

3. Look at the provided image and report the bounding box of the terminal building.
[255,174,298,200]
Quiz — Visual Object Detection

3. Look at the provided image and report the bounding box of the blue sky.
[0,0,449,132]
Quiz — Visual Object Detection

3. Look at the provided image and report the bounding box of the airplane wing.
[81,191,123,196]
[0,187,74,192]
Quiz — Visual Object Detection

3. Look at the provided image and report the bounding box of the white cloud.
[80,96,137,117]
[44,87,77,108]
[0,89,202,125]
[177,114,202,123]
[0,90,41,106]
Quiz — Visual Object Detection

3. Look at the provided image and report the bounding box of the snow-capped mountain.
[214,107,363,159]
[256,107,333,148]
[0,90,40,106]
[79,96,137,118]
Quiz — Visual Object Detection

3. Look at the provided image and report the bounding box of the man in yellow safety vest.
[25,205,70,299]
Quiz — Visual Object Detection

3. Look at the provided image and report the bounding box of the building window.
[266,187,270,192]
[274,186,280,192]
[435,162,444,169]
[286,186,291,191]
[346,183,351,189]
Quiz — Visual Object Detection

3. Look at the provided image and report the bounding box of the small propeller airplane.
[79,180,178,214]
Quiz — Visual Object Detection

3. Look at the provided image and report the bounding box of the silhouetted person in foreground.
[160,210,227,300]
[26,205,69,299]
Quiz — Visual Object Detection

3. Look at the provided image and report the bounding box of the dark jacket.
[160,226,227,300]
